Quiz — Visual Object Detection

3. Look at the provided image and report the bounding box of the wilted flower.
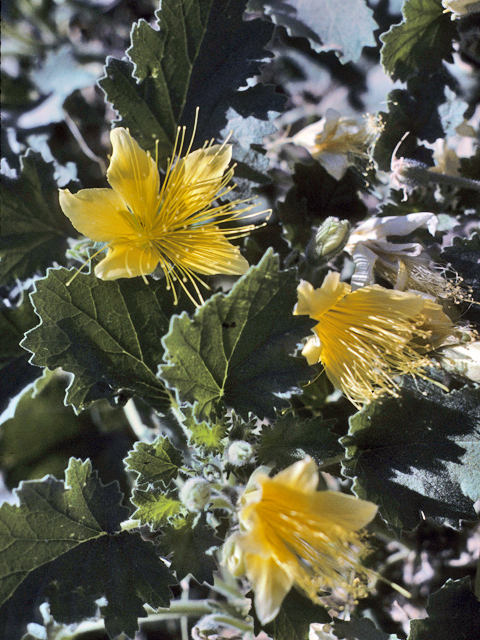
[290,109,380,180]
[59,125,262,305]
[294,273,455,407]
[222,457,378,625]
[344,212,472,303]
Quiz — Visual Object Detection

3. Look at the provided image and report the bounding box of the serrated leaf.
[341,379,480,531]
[277,161,367,250]
[252,0,377,64]
[20,266,184,413]
[253,587,330,638]
[125,436,184,488]
[334,615,399,640]
[408,578,480,640]
[159,249,314,420]
[380,0,456,82]
[99,0,276,169]
[0,458,124,605]
[131,487,184,528]
[0,151,76,284]
[0,457,172,638]
[160,514,219,584]
[0,530,172,640]
[180,406,228,453]
[257,413,342,469]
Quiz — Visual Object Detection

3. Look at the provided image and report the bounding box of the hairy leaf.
[0,151,76,284]
[251,0,377,63]
[99,0,276,171]
[160,514,219,584]
[125,436,184,488]
[408,578,480,640]
[131,488,184,528]
[21,266,180,413]
[257,413,342,470]
[380,0,456,81]
[0,458,172,639]
[159,249,314,420]
[341,379,480,531]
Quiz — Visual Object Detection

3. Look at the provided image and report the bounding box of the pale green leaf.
[124,436,184,488]
[131,488,184,528]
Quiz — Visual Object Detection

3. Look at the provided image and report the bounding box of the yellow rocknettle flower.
[294,273,455,407]
[59,125,262,305]
[221,457,378,625]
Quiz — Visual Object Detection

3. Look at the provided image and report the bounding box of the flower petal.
[272,457,319,493]
[310,491,378,531]
[59,188,132,241]
[245,554,293,625]
[295,273,349,319]
[94,242,158,280]
[181,144,232,189]
[107,128,160,223]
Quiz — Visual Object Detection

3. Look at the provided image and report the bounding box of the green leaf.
[408,578,480,640]
[125,435,184,488]
[0,457,172,638]
[441,232,480,326]
[380,0,456,82]
[131,487,185,528]
[277,161,367,251]
[253,587,330,638]
[341,379,480,531]
[0,294,41,415]
[159,249,314,420]
[257,413,342,470]
[334,616,400,640]
[20,266,181,413]
[251,0,377,64]
[99,0,277,166]
[180,405,228,453]
[160,514,219,584]
[0,151,76,285]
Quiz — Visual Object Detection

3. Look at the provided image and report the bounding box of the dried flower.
[59,125,263,305]
[222,457,378,624]
[290,109,380,180]
[294,273,455,407]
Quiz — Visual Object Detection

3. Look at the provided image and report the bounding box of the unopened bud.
[308,217,351,263]
[179,477,211,512]
[226,440,254,466]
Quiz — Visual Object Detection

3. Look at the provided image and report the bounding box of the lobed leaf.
[251,0,377,64]
[21,266,182,413]
[0,151,76,285]
[380,0,457,82]
[125,436,184,488]
[159,249,314,420]
[131,488,184,528]
[341,378,480,531]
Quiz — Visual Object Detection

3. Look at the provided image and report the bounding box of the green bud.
[226,440,254,466]
[179,477,212,512]
[308,217,351,263]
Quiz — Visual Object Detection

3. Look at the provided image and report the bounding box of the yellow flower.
[222,457,378,625]
[59,126,261,305]
[294,273,455,407]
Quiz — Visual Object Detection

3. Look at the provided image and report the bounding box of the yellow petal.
[107,128,160,223]
[295,273,349,319]
[59,188,132,241]
[272,457,319,493]
[94,242,158,280]
[301,334,323,366]
[245,554,293,625]
[310,491,378,531]
[181,144,232,190]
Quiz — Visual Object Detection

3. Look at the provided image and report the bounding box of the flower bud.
[226,440,254,466]
[307,217,351,263]
[179,477,212,512]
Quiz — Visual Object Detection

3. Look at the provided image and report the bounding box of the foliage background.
[1,0,479,639]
